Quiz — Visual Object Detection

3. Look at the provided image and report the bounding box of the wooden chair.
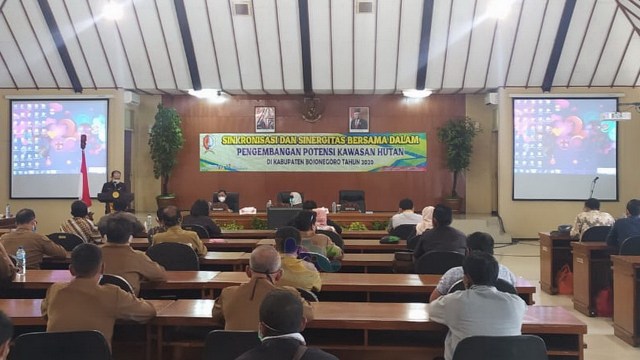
[581,226,612,242]
[11,331,111,360]
[99,274,135,294]
[203,330,260,360]
[146,242,199,271]
[452,335,548,360]
[620,235,640,255]
[181,224,209,239]
[46,232,84,251]
[414,251,464,275]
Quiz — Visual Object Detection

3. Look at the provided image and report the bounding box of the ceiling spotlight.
[102,1,123,21]
[402,89,432,99]
[188,89,227,103]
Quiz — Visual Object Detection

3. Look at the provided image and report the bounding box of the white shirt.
[435,264,517,294]
[390,211,422,229]
[428,285,527,360]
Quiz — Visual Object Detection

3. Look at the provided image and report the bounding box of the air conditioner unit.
[124,91,140,106]
[484,92,498,105]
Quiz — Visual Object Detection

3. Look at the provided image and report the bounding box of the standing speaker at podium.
[99,170,131,214]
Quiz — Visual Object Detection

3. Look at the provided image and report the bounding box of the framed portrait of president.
[255,106,276,133]
[349,107,369,133]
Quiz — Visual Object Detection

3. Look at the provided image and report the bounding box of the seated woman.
[183,199,222,237]
[290,192,303,207]
[211,190,232,212]
[410,206,434,250]
[274,226,321,292]
[293,210,343,260]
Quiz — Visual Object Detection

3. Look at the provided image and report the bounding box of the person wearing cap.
[211,245,314,330]
[236,289,337,360]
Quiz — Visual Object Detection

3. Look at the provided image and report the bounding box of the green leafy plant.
[220,221,244,230]
[347,222,368,231]
[251,217,268,230]
[437,116,481,198]
[149,104,185,196]
[371,221,389,231]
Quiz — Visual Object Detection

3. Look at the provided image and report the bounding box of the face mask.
[32,225,37,232]
[218,196,226,202]
[113,179,120,184]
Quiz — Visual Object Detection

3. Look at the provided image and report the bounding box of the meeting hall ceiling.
[1,0,640,95]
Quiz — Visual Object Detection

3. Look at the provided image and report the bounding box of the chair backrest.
[99,274,135,294]
[11,331,111,360]
[182,224,210,239]
[414,251,465,274]
[146,242,200,271]
[203,330,260,360]
[448,279,466,294]
[338,190,365,213]
[389,224,417,240]
[212,192,240,212]
[296,287,319,302]
[46,232,84,251]
[316,229,344,249]
[452,335,548,360]
[299,251,339,272]
[276,191,303,206]
[581,225,612,242]
[620,235,640,255]
[392,251,415,274]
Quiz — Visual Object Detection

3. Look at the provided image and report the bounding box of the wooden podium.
[97,191,134,214]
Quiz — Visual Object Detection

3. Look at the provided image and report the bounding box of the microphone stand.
[589,178,598,198]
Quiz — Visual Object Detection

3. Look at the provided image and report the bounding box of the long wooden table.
[612,255,640,346]
[152,300,586,360]
[130,238,260,252]
[213,212,396,229]
[539,232,575,294]
[222,229,387,239]
[571,241,612,316]
[256,238,407,253]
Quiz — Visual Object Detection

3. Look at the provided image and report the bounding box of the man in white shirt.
[570,198,615,239]
[429,252,527,360]
[387,198,422,232]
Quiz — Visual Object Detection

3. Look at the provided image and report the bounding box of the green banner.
[199,133,427,172]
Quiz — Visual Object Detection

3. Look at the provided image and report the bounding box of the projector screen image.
[513,97,617,201]
[10,99,108,199]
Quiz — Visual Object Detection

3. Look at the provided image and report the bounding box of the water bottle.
[4,204,9,218]
[16,246,26,275]
[266,200,272,209]
[145,214,153,232]
[331,202,337,214]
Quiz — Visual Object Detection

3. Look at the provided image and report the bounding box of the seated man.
[0,208,67,269]
[293,211,343,260]
[211,189,232,212]
[0,311,12,360]
[97,199,145,237]
[429,252,527,360]
[41,243,156,347]
[387,198,422,232]
[237,290,337,360]
[60,200,101,243]
[0,243,16,282]
[152,206,207,256]
[607,199,640,252]
[570,198,615,239]
[182,199,222,237]
[211,245,314,330]
[413,204,466,261]
[101,215,167,295]
[429,232,517,301]
[275,227,322,292]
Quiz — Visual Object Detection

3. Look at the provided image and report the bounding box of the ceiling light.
[188,89,227,103]
[102,1,123,20]
[402,89,432,99]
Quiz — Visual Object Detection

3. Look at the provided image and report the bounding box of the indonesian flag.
[79,139,92,207]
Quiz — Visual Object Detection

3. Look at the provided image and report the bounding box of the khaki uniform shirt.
[279,255,322,292]
[211,277,314,330]
[101,243,167,295]
[41,278,156,346]
[152,225,207,256]
[0,242,16,282]
[0,229,67,269]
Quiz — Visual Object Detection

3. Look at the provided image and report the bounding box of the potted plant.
[436,116,481,213]
[149,104,185,208]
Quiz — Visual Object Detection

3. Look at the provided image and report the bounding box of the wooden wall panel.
[162,94,466,212]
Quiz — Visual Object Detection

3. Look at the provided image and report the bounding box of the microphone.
[594,176,599,182]
[589,177,599,198]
